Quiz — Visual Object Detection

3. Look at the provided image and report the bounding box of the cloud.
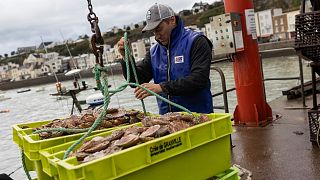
[0,0,217,55]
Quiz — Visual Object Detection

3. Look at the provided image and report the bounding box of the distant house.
[286,10,300,39]
[0,64,9,81]
[131,40,146,61]
[104,49,117,64]
[41,58,63,74]
[23,54,45,68]
[38,41,53,50]
[84,54,96,68]
[273,14,288,40]
[8,68,20,81]
[192,1,209,14]
[108,26,120,34]
[17,46,36,54]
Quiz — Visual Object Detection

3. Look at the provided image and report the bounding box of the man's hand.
[134,83,163,100]
[117,37,129,58]
[116,37,125,58]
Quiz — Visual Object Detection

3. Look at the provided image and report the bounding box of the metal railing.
[210,65,235,113]
[210,50,307,111]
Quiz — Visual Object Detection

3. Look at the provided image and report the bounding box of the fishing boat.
[16,88,31,93]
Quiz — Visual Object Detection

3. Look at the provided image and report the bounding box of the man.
[117,3,213,115]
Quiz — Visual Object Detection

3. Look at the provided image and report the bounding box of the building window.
[281,26,284,31]
[134,49,137,52]
[275,20,278,26]
[280,18,283,25]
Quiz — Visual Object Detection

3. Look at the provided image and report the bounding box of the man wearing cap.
[117,3,213,115]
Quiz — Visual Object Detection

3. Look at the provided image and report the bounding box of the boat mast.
[59,30,82,79]
[40,36,59,83]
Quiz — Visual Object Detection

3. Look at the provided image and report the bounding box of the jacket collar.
[169,16,184,48]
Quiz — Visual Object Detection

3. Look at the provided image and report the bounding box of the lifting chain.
[87,0,104,67]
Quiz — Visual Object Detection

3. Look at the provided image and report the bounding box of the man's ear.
[169,16,176,25]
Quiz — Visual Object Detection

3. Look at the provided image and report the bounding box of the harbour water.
[0,56,312,179]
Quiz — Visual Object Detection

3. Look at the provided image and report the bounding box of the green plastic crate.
[214,167,239,180]
[13,120,52,147]
[40,113,232,180]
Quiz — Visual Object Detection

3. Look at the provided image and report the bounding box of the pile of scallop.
[70,112,210,163]
[33,108,144,139]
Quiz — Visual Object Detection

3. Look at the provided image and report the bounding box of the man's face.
[153,17,175,46]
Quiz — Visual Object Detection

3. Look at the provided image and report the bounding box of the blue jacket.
[150,18,213,114]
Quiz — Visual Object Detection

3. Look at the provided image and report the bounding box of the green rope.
[127,83,192,113]
[124,34,147,114]
[21,150,32,180]
[33,128,89,134]
[63,68,110,159]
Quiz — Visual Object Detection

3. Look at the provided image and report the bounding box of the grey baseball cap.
[142,3,175,32]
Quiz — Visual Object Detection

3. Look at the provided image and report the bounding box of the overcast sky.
[0,0,218,56]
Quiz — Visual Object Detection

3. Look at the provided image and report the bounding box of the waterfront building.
[272,13,288,40]
[131,40,146,61]
[286,10,300,39]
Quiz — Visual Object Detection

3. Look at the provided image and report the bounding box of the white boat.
[86,93,104,106]
[17,88,31,93]
[65,69,82,76]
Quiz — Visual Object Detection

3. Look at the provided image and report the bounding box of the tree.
[0,55,2,59]
[143,21,147,26]
[4,54,8,58]
[126,26,131,31]
[11,51,15,56]
[134,24,139,29]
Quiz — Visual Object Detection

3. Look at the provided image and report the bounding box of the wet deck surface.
[231,95,320,180]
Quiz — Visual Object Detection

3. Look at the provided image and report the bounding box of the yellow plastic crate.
[22,123,138,161]
[40,113,232,180]
[22,123,140,180]
[39,123,142,178]
[12,120,52,148]
[214,167,239,180]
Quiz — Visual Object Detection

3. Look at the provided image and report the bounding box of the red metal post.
[224,0,272,126]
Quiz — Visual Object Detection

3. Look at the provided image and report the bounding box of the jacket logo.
[174,56,184,64]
